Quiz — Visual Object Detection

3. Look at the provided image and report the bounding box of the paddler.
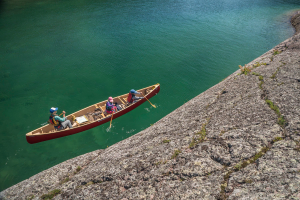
[105,97,117,114]
[127,89,144,104]
[49,107,73,130]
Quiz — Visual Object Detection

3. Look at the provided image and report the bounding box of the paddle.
[141,93,156,108]
[109,111,114,128]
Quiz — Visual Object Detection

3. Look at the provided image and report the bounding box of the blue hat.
[130,89,138,94]
[50,107,58,113]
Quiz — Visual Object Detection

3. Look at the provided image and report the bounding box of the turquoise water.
[0,0,299,191]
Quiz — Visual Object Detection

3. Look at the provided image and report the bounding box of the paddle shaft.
[141,93,156,108]
[109,111,114,128]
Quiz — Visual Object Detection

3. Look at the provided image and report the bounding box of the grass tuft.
[41,189,61,200]
[265,100,280,116]
[278,116,286,127]
[273,49,281,55]
[244,179,253,184]
[252,72,261,76]
[163,139,170,143]
[265,99,286,127]
[273,137,283,142]
[189,118,211,149]
[171,149,181,159]
[239,65,251,75]
[189,138,196,149]
[234,163,242,171]
[60,177,70,184]
[253,62,267,68]
[271,67,280,79]
[76,166,81,172]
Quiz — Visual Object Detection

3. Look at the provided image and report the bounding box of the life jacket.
[49,115,61,129]
[127,93,134,103]
[106,101,113,111]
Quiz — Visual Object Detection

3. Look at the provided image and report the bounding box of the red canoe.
[26,84,160,144]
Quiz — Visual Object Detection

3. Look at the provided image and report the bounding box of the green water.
[0,0,299,191]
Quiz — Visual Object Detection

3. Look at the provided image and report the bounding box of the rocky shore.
[1,11,300,200]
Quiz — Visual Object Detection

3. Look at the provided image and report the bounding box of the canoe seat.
[145,89,151,94]
[123,98,130,106]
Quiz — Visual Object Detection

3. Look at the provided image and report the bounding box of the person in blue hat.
[49,107,73,130]
[127,89,144,104]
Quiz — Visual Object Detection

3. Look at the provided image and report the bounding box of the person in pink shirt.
[105,97,117,114]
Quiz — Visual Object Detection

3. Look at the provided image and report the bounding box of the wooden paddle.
[109,111,114,128]
[141,93,156,108]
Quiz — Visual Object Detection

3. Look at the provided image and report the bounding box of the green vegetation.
[219,130,226,136]
[163,139,170,143]
[239,65,251,75]
[196,123,207,142]
[265,100,280,116]
[234,163,242,171]
[86,181,94,186]
[41,189,61,200]
[273,49,281,55]
[251,72,261,76]
[76,166,81,172]
[273,137,283,142]
[60,177,70,184]
[74,166,82,174]
[278,116,286,127]
[271,67,280,79]
[259,79,264,89]
[155,160,167,165]
[189,138,196,149]
[171,149,181,159]
[253,62,267,68]
[219,137,286,199]
[244,179,253,184]
[250,147,269,163]
[294,140,300,152]
[252,72,264,89]
[189,118,211,149]
[155,161,162,165]
[265,99,286,127]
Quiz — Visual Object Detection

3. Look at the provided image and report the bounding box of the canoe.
[26,84,160,144]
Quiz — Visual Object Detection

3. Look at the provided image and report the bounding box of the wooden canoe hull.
[26,84,160,144]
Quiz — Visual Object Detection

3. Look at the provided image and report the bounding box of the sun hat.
[130,89,138,94]
[50,107,58,113]
[108,97,113,102]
